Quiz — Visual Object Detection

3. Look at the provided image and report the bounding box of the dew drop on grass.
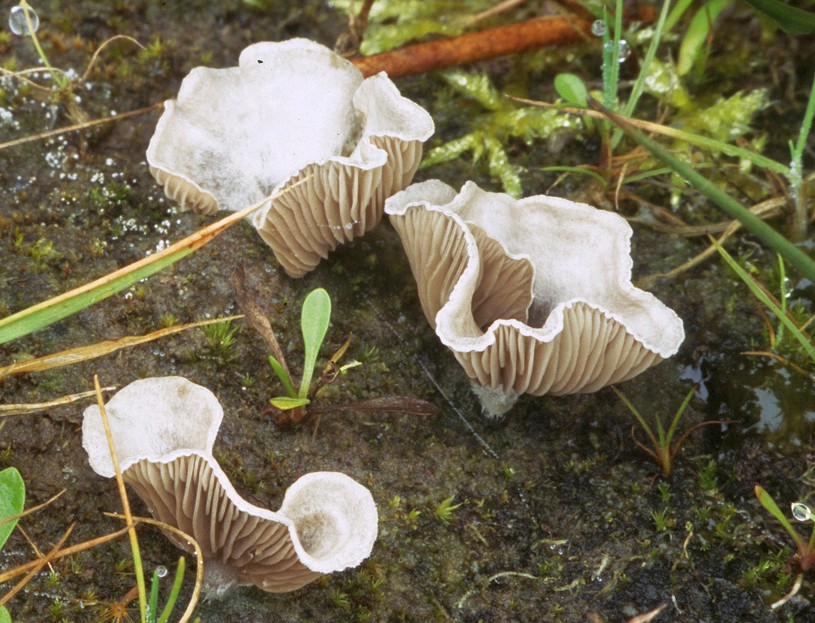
[156,565,168,578]
[9,4,39,36]
[791,502,813,522]
[591,20,606,37]
[617,40,631,63]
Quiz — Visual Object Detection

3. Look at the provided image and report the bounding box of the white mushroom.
[146,39,434,277]
[82,377,378,595]
[385,180,685,417]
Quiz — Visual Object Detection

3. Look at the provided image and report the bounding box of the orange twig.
[349,5,656,78]
[350,15,592,78]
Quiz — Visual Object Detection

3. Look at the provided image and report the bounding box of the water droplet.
[617,39,631,63]
[791,502,813,522]
[603,40,631,64]
[591,20,606,37]
[9,4,39,36]
[156,565,168,578]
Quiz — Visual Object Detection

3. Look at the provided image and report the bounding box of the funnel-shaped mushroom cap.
[146,39,434,278]
[82,376,222,476]
[82,378,378,594]
[385,180,685,417]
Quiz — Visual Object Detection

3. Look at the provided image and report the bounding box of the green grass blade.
[664,385,697,446]
[157,556,185,623]
[743,0,815,35]
[0,605,11,623]
[0,467,25,551]
[612,386,660,450]
[298,288,331,399]
[755,485,806,550]
[147,568,160,623]
[614,0,672,146]
[714,241,815,364]
[0,247,192,344]
[0,194,268,345]
[269,355,297,398]
[593,100,815,283]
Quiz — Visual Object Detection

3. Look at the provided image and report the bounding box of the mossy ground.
[1,2,814,622]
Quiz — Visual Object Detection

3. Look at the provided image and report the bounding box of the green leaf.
[298,288,331,399]
[0,605,11,623]
[268,355,296,398]
[554,73,588,107]
[270,396,311,410]
[677,0,731,76]
[0,467,25,551]
[743,0,815,34]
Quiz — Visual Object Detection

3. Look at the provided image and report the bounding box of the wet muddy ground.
[1,1,814,622]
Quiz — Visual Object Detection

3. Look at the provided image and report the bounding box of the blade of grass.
[0,191,274,345]
[613,0,672,146]
[509,97,791,176]
[591,99,815,282]
[755,485,806,550]
[713,239,815,363]
[156,557,185,623]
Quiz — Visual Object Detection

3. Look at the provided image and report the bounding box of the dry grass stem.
[1,389,115,417]
[0,489,66,528]
[0,523,75,606]
[0,102,163,152]
[0,316,244,379]
[637,198,786,289]
[0,523,135,584]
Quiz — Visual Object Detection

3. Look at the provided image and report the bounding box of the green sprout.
[714,244,815,377]
[755,486,815,605]
[268,288,360,424]
[435,495,463,523]
[145,558,186,623]
[201,318,240,361]
[613,385,727,478]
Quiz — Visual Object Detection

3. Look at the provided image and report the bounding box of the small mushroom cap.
[385,180,685,415]
[82,377,378,594]
[146,39,434,277]
[82,376,222,477]
[124,454,378,593]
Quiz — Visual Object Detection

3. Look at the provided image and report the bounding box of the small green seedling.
[435,495,463,523]
[268,288,360,424]
[755,486,815,605]
[755,486,815,573]
[0,466,25,623]
[613,385,728,478]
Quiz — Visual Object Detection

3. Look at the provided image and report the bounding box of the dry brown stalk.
[0,524,75,606]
